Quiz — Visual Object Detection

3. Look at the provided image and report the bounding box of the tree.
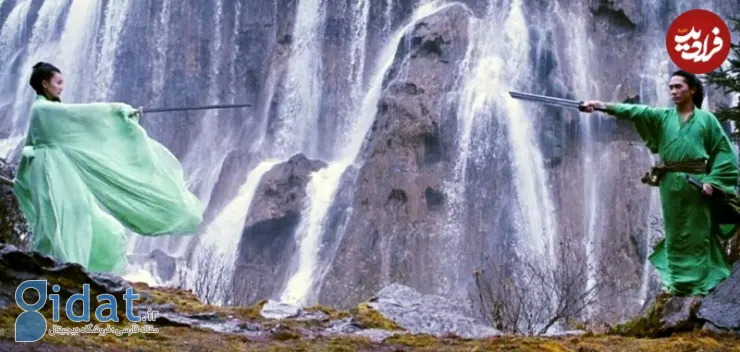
[470,239,635,335]
[705,17,740,264]
[705,17,740,139]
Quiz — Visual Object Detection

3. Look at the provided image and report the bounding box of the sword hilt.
[577,102,609,113]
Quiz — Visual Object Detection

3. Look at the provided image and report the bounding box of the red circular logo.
[666,9,731,74]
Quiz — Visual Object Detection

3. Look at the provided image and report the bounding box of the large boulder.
[613,263,740,337]
[0,159,27,248]
[697,262,740,333]
[316,2,474,309]
[0,243,134,312]
[230,154,327,306]
[367,283,500,339]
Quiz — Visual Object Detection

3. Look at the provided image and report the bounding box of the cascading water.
[278,0,454,306]
[553,2,602,318]
[56,0,103,103]
[272,0,327,159]
[449,0,557,273]
[186,160,280,305]
[1,0,128,150]
[128,0,232,259]
[640,185,662,304]
[383,0,394,35]
[8,0,72,131]
[92,1,132,101]
[148,0,171,107]
[0,0,32,156]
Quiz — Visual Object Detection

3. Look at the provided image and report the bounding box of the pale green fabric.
[610,103,739,296]
[13,95,204,274]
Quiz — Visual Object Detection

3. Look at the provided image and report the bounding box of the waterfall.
[272,0,327,159]
[0,0,32,151]
[149,0,171,106]
[383,0,394,35]
[278,0,455,306]
[640,186,662,304]
[8,0,70,132]
[56,0,103,103]
[279,163,347,305]
[1,0,126,149]
[186,160,280,305]
[552,2,602,317]
[92,0,132,101]
[128,0,232,259]
[450,0,557,268]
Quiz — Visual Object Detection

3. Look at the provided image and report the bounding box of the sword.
[508,91,608,112]
[686,175,735,200]
[141,103,253,114]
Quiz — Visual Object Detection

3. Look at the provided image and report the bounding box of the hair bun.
[32,62,45,69]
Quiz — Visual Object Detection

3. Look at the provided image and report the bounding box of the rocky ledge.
[612,262,740,338]
[1,244,740,351]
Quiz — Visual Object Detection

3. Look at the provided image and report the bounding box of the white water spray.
[8,0,69,131]
[93,0,133,101]
[450,0,556,263]
[56,0,103,103]
[186,160,280,305]
[273,0,327,159]
[149,0,172,105]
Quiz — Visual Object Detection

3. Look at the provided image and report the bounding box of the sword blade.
[143,103,253,114]
[509,91,582,108]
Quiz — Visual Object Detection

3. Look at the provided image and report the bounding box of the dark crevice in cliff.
[590,2,638,30]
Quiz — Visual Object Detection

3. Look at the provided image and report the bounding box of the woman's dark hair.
[671,69,704,108]
[29,62,61,101]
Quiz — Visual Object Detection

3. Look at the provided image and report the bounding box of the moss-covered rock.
[349,303,404,331]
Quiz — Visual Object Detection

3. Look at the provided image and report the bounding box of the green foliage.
[705,17,740,140]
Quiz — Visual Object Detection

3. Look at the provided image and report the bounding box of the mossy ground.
[1,284,739,351]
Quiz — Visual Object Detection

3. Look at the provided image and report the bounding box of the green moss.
[348,303,404,331]
[273,328,301,341]
[4,283,740,351]
[305,304,351,320]
[610,293,670,338]
[384,333,438,347]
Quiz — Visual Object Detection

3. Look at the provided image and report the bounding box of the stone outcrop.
[316,3,474,309]
[230,154,326,305]
[0,159,26,249]
[697,262,740,333]
[613,263,740,337]
[366,283,500,339]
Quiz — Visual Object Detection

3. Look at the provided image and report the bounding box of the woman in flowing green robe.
[13,62,204,274]
[581,70,739,296]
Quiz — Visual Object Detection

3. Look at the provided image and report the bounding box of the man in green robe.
[580,70,739,296]
[12,62,204,274]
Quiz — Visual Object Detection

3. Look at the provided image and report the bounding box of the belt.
[641,159,708,186]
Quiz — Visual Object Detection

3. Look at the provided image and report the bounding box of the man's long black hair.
[671,69,705,109]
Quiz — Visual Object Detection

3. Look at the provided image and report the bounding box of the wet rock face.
[366,283,501,339]
[230,154,327,306]
[697,262,740,333]
[0,243,134,311]
[0,159,28,249]
[316,3,474,309]
[0,243,499,347]
[613,263,740,337]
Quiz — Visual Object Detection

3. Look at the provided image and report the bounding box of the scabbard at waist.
[641,159,708,186]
